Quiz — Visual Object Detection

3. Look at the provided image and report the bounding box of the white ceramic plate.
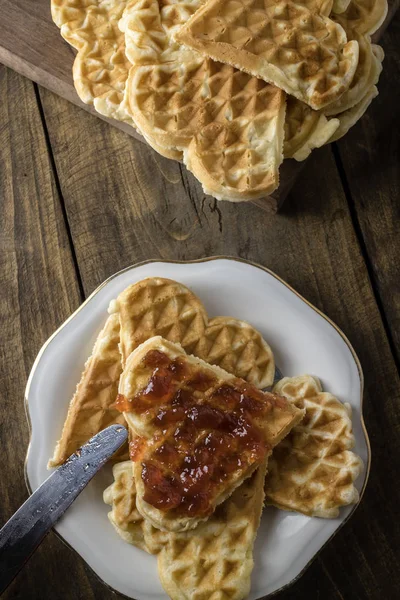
[25,257,370,599]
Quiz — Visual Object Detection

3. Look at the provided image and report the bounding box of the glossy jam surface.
[117,349,285,518]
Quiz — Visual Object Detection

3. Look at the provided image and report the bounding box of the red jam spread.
[116,349,286,518]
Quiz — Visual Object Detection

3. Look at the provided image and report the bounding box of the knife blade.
[0,424,128,593]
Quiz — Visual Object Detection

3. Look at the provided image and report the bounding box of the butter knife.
[0,424,128,593]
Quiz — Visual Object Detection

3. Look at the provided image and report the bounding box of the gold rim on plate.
[24,255,371,600]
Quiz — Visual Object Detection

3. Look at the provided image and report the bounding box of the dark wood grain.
[34,72,400,599]
[0,0,145,140]
[0,66,96,600]
[335,9,400,365]
[0,7,399,599]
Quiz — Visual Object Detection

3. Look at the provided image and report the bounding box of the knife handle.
[0,424,128,594]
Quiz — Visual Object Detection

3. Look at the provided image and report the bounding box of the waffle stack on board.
[50,277,363,599]
[51,0,387,202]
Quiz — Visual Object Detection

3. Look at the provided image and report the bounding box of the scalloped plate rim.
[24,256,370,600]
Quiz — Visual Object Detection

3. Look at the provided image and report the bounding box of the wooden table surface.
[1,7,399,600]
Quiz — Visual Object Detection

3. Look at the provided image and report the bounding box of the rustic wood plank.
[0,0,144,140]
[335,9,400,365]
[0,66,105,600]
[0,0,396,121]
[36,81,400,599]
[0,3,398,599]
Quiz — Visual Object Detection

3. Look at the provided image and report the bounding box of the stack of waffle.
[50,277,363,599]
[51,0,387,202]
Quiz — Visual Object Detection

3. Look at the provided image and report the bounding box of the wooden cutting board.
[0,0,398,210]
[0,0,141,139]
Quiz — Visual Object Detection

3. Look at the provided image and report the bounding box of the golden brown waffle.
[51,0,182,160]
[51,0,386,200]
[111,277,276,388]
[194,316,275,389]
[120,0,205,66]
[51,0,132,123]
[110,277,208,366]
[122,0,286,202]
[158,463,268,600]
[284,97,340,160]
[104,459,268,600]
[103,461,167,553]
[175,0,360,111]
[324,31,383,116]
[329,84,378,141]
[265,375,363,517]
[285,20,383,154]
[48,314,125,467]
[335,0,388,35]
[118,336,304,532]
[50,277,276,469]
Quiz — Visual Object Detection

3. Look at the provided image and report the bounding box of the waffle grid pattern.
[194,316,275,388]
[104,460,267,600]
[114,277,275,388]
[123,340,289,531]
[114,278,208,364]
[265,375,363,517]
[123,0,286,201]
[52,0,133,122]
[158,466,266,600]
[51,0,387,199]
[48,314,126,467]
[176,0,360,110]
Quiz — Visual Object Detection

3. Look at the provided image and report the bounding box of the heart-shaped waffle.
[51,0,385,202]
[104,372,363,597]
[265,375,363,517]
[111,277,276,388]
[50,277,275,466]
[284,33,383,157]
[51,0,132,124]
[175,0,360,111]
[104,459,268,600]
[324,13,384,116]
[122,0,286,202]
[51,0,182,160]
[195,316,276,388]
[157,462,268,600]
[110,277,209,366]
[116,336,302,532]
